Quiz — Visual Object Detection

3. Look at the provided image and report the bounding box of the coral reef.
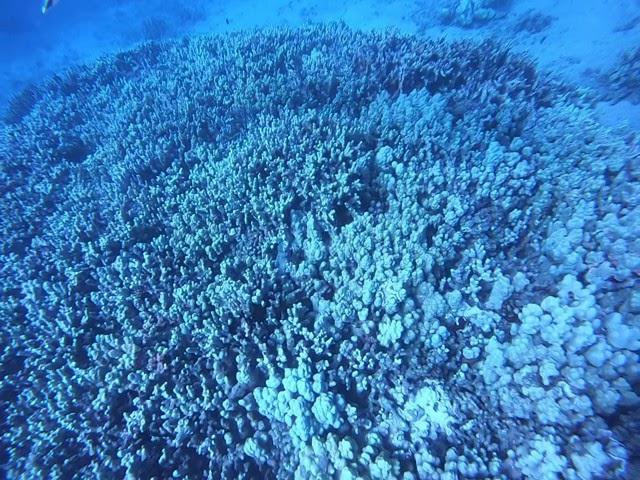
[0,24,638,479]
[438,0,506,27]
[513,9,555,35]
[602,45,640,104]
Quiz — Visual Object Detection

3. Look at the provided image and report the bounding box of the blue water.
[1,1,639,479]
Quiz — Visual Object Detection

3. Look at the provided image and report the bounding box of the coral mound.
[1,24,639,479]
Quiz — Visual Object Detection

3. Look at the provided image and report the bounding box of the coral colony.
[1,25,639,479]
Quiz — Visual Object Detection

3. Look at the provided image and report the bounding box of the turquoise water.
[1,1,639,479]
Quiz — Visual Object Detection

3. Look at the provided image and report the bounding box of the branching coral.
[0,24,638,479]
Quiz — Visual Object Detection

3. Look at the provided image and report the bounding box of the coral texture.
[439,0,504,27]
[603,45,640,104]
[1,24,638,479]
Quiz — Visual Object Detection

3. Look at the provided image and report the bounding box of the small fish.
[41,0,60,14]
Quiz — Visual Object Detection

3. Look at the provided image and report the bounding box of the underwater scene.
[1,0,640,478]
